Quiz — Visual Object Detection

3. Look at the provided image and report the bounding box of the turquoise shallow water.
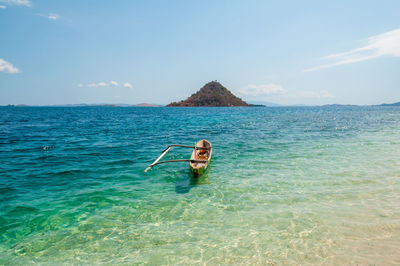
[1,106,400,264]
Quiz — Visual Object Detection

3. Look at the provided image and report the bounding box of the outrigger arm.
[162,144,194,152]
[144,144,208,172]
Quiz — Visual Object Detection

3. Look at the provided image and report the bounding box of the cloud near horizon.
[0,0,31,6]
[305,28,400,72]
[37,13,60,20]
[122,82,133,88]
[79,81,133,88]
[237,83,333,103]
[0,58,20,73]
[238,83,286,96]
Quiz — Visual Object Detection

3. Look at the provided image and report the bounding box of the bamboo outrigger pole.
[144,144,207,172]
[145,159,208,171]
[144,146,173,172]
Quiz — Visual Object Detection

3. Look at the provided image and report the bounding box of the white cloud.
[87,82,107,87]
[0,58,20,73]
[97,82,108,87]
[47,13,59,20]
[0,5,6,8]
[123,82,133,88]
[37,13,60,20]
[79,81,133,88]
[0,0,31,6]
[236,82,333,105]
[305,28,400,72]
[238,83,286,96]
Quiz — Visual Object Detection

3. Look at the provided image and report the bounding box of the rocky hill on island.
[167,81,249,107]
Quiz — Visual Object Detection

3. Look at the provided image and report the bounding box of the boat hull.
[189,139,212,177]
[190,164,207,177]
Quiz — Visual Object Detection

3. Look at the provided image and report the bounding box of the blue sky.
[1,0,400,105]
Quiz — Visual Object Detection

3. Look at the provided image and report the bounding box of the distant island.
[58,103,163,107]
[133,103,163,107]
[379,102,400,106]
[248,101,281,107]
[2,103,163,107]
[167,81,249,107]
[2,96,400,108]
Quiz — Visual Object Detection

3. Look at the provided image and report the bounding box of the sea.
[0,106,399,265]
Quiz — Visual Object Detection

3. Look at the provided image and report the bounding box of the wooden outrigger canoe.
[144,139,212,177]
[190,139,212,177]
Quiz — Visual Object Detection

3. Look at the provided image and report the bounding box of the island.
[167,81,249,107]
[379,102,400,106]
[134,103,163,107]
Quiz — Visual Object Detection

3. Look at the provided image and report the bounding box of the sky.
[0,0,400,106]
